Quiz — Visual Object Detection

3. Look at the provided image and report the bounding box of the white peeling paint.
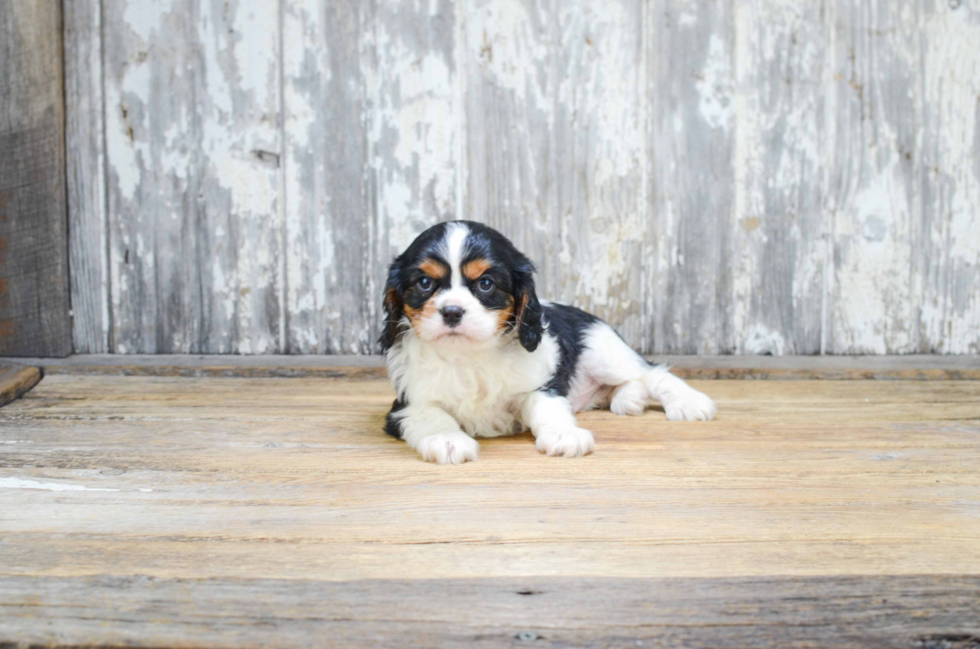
[696,34,733,131]
[69,0,980,356]
[0,477,119,492]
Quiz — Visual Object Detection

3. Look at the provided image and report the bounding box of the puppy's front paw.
[535,427,595,458]
[416,431,480,465]
[663,388,717,421]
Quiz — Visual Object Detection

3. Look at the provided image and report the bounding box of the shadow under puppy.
[382,221,716,464]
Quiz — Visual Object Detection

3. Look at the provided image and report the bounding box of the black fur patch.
[384,398,408,439]
[540,303,600,396]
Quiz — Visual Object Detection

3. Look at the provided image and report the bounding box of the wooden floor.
[1,371,979,647]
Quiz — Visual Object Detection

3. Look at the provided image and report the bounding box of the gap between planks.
[1,354,978,380]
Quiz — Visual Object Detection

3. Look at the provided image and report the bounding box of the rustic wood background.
[59,0,980,355]
[0,2,72,357]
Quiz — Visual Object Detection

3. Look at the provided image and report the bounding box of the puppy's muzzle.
[440,306,464,328]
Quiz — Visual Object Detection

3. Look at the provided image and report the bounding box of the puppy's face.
[381,221,542,352]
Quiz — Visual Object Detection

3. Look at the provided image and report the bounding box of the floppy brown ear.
[379,265,405,352]
[513,262,543,352]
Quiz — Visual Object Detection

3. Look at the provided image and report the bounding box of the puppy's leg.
[521,391,594,458]
[609,380,647,416]
[576,322,716,422]
[387,401,479,464]
[643,366,717,422]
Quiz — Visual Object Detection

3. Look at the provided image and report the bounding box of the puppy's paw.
[663,388,717,422]
[535,427,595,458]
[416,431,480,465]
[610,381,647,416]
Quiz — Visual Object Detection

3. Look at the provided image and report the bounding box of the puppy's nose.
[440,305,465,328]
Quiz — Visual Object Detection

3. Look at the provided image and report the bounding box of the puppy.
[381,221,716,464]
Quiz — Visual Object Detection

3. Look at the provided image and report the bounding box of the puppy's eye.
[477,277,495,292]
[417,277,433,291]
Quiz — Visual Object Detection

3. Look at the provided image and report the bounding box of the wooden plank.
[64,0,111,354]
[1,574,978,648]
[462,0,646,348]
[103,0,283,353]
[551,0,646,347]
[0,2,72,358]
[1,376,978,582]
[918,0,980,354]
[282,0,376,354]
[372,0,459,281]
[825,1,921,354]
[461,0,562,301]
[2,353,978,380]
[0,362,40,408]
[730,1,827,354]
[646,0,735,354]
[2,374,979,643]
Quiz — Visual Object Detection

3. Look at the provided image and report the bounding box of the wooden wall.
[0,2,72,357]
[63,0,980,355]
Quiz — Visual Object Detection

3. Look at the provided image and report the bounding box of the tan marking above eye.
[462,258,492,280]
[418,258,447,279]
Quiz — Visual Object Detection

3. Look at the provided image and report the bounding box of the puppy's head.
[380,221,542,352]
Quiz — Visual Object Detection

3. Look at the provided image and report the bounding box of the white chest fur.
[386,333,560,438]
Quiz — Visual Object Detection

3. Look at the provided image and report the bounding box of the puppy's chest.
[410,351,545,437]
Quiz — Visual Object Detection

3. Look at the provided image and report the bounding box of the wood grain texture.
[102,0,283,354]
[553,0,646,345]
[0,362,41,407]
[918,0,980,354]
[4,353,978,380]
[826,1,919,354]
[647,0,735,355]
[2,574,978,648]
[461,0,558,291]
[373,0,458,287]
[1,374,979,645]
[0,1,72,358]
[60,1,980,355]
[283,0,373,354]
[731,0,827,355]
[64,0,110,354]
[1,375,979,581]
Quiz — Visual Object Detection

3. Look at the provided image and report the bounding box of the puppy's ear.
[379,263,405,352]
[513,260,543,352]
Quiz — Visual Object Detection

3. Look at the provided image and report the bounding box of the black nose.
[440,306,464,327]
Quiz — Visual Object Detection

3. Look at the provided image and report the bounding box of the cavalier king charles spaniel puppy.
[381,221,716,464]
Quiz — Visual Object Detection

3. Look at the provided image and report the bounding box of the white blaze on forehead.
[442,222,470,288]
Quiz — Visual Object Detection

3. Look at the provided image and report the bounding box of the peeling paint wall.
[66,0,980,355]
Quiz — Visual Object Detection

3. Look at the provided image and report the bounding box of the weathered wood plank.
[1,373,979,646]
[918,0,980,354]
[372,0,458,272]
[0,362,40,408]
[730,1,827,354]
[1,574,978,649]
[552,0,646,346]
[2,353,978,380]
[463,0,647,347]
[1,375,979,582]
[0,2,72,358]
[462,0,561,298]
[646,0,735,354]
[282,0,375,354]
[825,1,921,354]
[61,1,980,356]
[64,0,111,354]
[103,0,283,353]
